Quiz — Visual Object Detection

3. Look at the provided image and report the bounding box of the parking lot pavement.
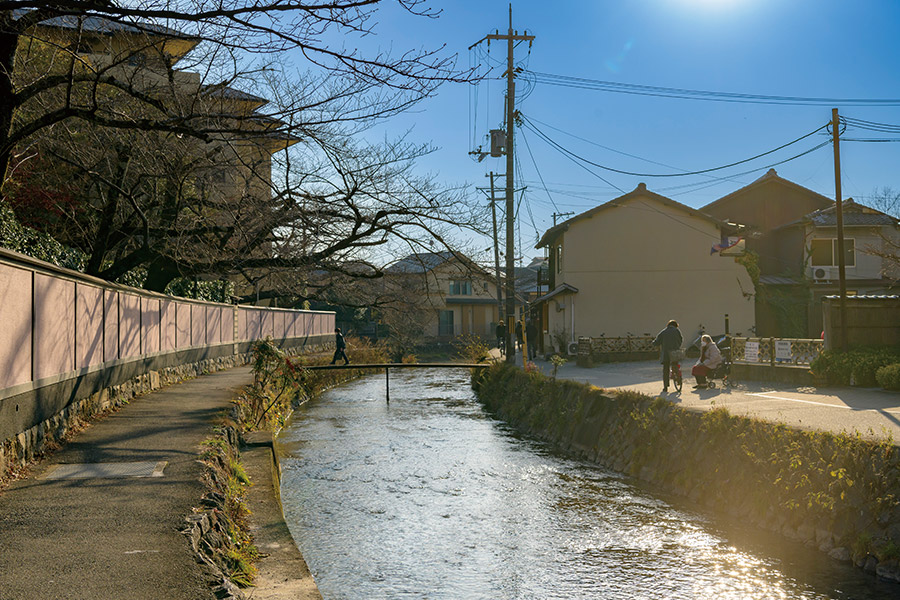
[547,358,900,442]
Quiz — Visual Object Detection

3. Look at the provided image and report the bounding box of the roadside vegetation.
[811,346,900,389]
[474,364,900,582]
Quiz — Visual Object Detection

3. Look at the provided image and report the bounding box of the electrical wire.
[522,115,829,177]
[520,127,560,212]
[526,71,900,106]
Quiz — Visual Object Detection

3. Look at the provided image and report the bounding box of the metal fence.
[730,337,824,367]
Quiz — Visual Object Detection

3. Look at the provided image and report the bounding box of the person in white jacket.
[692,334,722,389]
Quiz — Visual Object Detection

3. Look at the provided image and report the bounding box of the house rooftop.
[15,10,197,41]
[774,199,899,230]
[700,168,833,216]
[385,251,457,274]
[536,182,728,248]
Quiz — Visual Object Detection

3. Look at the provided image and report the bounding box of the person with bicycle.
[652,319,683,394]
[691,334,723,389]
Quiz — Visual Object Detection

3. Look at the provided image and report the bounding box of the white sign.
[744,341,759,362]
[775,340,792,363]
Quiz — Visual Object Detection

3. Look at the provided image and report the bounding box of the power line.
[527,71,900,106]
[522,115,829,177]
[520,126,560,212]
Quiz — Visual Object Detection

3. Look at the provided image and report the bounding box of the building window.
[449,280,472,295]
[438,310,454,336]
[810,238,855,267]
[555,245,563,273]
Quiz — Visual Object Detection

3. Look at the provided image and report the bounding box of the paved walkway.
[0,366,281,600]
[525,354,900,441]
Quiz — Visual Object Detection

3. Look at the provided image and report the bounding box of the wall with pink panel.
[75,284,104,369]
[191,305,206,346]
[222,307,234,342]
[103,291,119,362]
[160,300,175,351]
[33,273,75,380]
[175,302,191,348]
[0,264,32,389]
[143,298,160,354]
[119,294,142,359]
[208,306,222,345]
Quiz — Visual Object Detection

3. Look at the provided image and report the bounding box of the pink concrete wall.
[247,309,262,341]
[222,307,234,342]
[237,309,247,341]
[143,298,160,354]
[208,306,222,345]
[75,284,104,369]
[161,299,175,351]
[275,311,286,340]
[264,310,274,338]
[119,294,141,359]
[34,273,75,380]
[191,305,206,346]
[176,302,191,349]
[104,291,119,362]
[0,264,33,388]
[1,255,334,393]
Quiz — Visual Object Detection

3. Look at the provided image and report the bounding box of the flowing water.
[278,369,892,599]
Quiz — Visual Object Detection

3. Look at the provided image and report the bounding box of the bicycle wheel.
[673,367,683,392]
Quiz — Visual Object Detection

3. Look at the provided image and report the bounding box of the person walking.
[515,320,524,351]
[525,320,538,360]
[496,321,507,355]
[330,327,350,365]
[652,319,683,394]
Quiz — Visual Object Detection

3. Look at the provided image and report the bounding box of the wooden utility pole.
[831,108,849,351]
[470,5,534,363]
[487,171,504,326]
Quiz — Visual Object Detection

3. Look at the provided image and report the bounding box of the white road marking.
[749,391,900,414]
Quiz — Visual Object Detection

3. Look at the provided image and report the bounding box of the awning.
[533,283,579,304]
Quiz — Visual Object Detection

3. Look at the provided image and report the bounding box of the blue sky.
[360,0,900,262]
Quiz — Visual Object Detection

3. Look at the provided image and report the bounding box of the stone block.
[829,546,851,562]
[149,371,160,390]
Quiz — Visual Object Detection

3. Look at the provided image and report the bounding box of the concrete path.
[0,367,252,600]
[544,356,900,441]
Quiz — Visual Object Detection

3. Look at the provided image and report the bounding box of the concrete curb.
[241,432,321,599]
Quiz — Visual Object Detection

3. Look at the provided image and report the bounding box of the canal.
[277,369,892,599]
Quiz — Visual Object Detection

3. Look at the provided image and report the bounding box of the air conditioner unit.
[567,341,579,356]
[809,266,836,283]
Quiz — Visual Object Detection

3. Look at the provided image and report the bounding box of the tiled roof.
[385,251,456,274]
[16,10,195,40]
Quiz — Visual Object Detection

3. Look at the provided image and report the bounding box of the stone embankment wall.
[474,366,900,583]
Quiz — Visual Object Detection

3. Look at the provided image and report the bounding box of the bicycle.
[670,360,683,393]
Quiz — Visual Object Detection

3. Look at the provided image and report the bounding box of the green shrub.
[811,346,900,386]
[876,363,900,391]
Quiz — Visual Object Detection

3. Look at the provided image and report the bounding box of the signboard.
[744,341,759,362]
[775,340,793,363]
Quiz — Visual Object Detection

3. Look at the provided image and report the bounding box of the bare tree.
[0,1,465,189]
[1,3,488,293]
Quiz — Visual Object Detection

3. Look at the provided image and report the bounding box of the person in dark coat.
[652,319,682,393]
[330,327,350,365]
[525,320,538,360]
[496,321,507,354]
[515,320,524,351]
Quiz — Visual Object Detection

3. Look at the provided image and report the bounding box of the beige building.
[385,251,502,340]
[535,183,755,353]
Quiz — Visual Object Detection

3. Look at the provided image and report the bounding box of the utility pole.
[831,108,849,351]
[470,5,533,363]
[487,171,504,326]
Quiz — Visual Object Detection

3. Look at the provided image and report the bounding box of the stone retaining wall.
[473,365,900,583]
